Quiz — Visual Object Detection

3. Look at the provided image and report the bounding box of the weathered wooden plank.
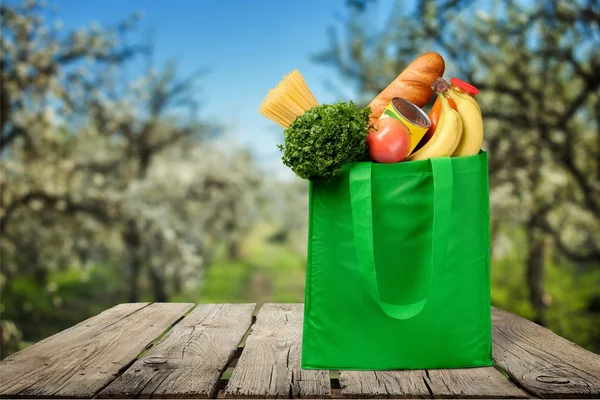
[0,303,154,396]
[340,370,430,398]
[224,303,330,399]
[340,367,527,399]
[426,368,528,398]
[0,302,194,398]
[492,307,600,398]
[492,308,600,398]
[97,303,256,399]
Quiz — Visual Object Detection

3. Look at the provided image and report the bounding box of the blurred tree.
[264,178,309,254]
[0,0,262,354]
[315,0,599,326]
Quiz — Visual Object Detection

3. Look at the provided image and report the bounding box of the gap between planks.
[216,318,256,399]
[223,304,331,399]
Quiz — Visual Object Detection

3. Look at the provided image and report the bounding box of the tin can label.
[379,98,431,155]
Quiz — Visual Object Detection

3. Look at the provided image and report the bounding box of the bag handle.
[349,157,453,320]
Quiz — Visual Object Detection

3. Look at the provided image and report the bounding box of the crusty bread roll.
[368,52,445,126]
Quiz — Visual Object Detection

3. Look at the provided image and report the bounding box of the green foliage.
[200,229,306,304]
[492,252,600,353]
[1,264,127,357]
[279,102,371,180]
[545,263,600,352]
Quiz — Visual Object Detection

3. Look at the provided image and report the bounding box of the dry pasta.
[259,70,319,128]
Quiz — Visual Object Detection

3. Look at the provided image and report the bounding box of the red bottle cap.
[450,77,479,96]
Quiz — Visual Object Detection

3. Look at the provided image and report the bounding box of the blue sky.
[19,0,401,177]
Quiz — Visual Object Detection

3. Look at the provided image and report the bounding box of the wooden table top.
[1,303,598,399]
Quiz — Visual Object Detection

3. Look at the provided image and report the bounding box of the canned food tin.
[379,97,431,154]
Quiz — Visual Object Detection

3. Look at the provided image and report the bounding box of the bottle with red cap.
[416,77,479,150]
[448,77,479,98]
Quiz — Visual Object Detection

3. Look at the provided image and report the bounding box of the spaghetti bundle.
[259,70,319,128]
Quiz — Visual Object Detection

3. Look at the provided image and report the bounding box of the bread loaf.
[368,52,445,126]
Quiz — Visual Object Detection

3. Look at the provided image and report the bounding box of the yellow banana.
[449,108,463,154]
[406,92,459,161]
[449,90,483,156]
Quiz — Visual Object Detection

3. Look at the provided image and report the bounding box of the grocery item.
[406,78,461,161]
[258,53,465,180]
[448,78,483,156]
[279,101,370,180]
[259,70,319,128]
[368,52,445,126]
[366,117,411,163]
[418,95,457,149]
[379,97,431,155]
[451,107,464,152]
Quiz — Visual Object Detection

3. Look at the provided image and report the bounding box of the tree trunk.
[124,220,141,303]
[123,147,152,302]
[526,226,547,326]
[227,238,242,260]
[173,268,182,294]
[148,264,167,302]
[489,216,502,258]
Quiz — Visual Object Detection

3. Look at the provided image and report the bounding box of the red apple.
[367,118,411,163]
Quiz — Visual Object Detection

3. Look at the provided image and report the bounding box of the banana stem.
[431,77,451,95]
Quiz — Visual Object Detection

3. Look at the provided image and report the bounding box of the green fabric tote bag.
[301,152,492,370]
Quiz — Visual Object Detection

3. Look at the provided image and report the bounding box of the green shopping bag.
[301,152,492,370]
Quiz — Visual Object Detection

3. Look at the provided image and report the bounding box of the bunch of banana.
[406,86,461,161]
[449,89,483,156]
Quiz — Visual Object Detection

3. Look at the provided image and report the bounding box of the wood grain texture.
[224,303,330,399]
[0,302,193,399]
[426,368,528,398]
[340,367,527,399]
[97,303,256,399]
[492,307,600,398]
[340,370,430,398]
